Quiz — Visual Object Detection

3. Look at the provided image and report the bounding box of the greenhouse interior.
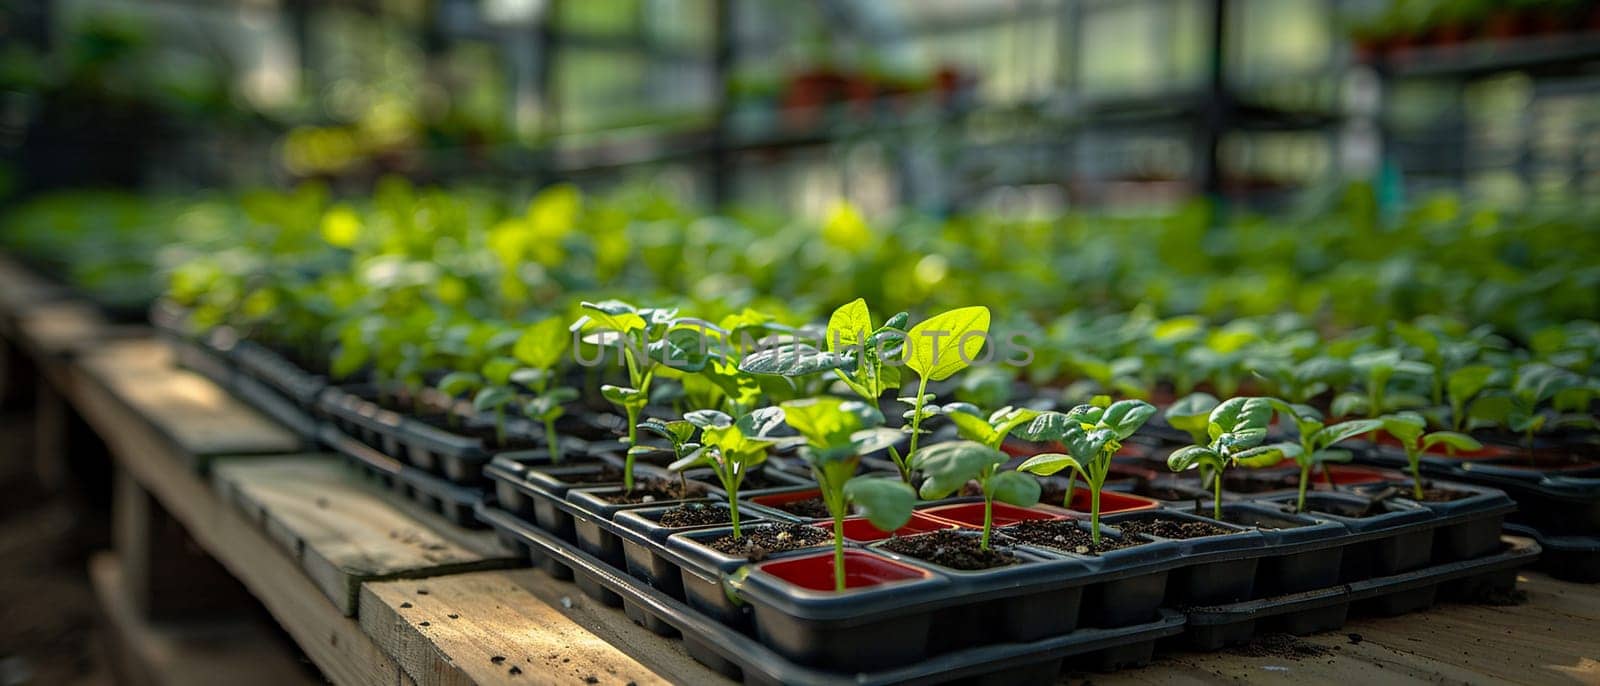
[1,0,1598,684]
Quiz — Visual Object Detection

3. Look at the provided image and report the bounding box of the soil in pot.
[1001,520,1144,556]
[772,496,831,518]
[1296,497,1395,518]
[1114,516,1236,540]
[708,523,833,561]
[878,530,1018,571]
[602,478,706,505]
[658,503,734,528]
[1414,487,1475,503]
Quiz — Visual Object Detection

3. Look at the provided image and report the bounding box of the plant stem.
[1062,472,1076,509]
[1410,450,1425,500]
[623,405,640,492]
[1090,487,1102,545]
[903,376,930,482]
[545,416,561,463]
[1213,471,1223,520]
[832,515,846,592]
[980,495,994,550]
[1296,464,1311,513]
[494,406,506,447]
[729,477,742,539]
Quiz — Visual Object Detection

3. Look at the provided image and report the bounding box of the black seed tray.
[475,503,1187,685]
[319,424,488,528]
[1502,524,1600,583]
[1180,535,1540,650]
[1355,446,1600,537]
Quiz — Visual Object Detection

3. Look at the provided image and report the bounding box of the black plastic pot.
[319,424,487,528]
[1357,443,1600,537]
[1102,510,1266,606]
[474,503,1187,684]
[614,503,751,604]
[1502,524,1600,583]
[662,523,836,632]
[1349,480,1517,563]
[1183,534,1540,650]
[867,529,1095,652]
[487,453,625,542]
[1216,503,1348,597]
[1257,491,1437,582]
[564,479,713,569]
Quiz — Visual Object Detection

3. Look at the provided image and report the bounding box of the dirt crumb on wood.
[1229,633,1333,660]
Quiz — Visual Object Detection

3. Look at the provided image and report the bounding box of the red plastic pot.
[748,488,827,520]
[919,501,1066,529]
[1058,488,1163,515]
[758,549,932,591]
[1314,465,1406,488]
[815,512,957,543]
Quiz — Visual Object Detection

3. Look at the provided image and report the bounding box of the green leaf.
[1381,411,1427,445]
[849,427,905,456]
[685,410,733,429]
[1231,444,1287,468]
[905,306,991,382]
[1015,452,1085,478]
[1014,410,1082,443]
[1422,431,1482,453]
[1165,392,1219,436]
[639,418,696,446]
[481,356,520,387]
[825,298,873,353]
[473,386,516,413]
[989,470,1042,507]
[780,397,882,450]
[1330,392,1369,418]
[1447,365,1494,404]
[844,477,915,532]
[600,384,646,410]
[946,411,999,446]
[436,371,482,397]
[1167,445,1222,472]
[737,406,787,438]
[1101,400,1156,439]
[738,344,852,377]
[577,300,647,335]
[913,440,1003,500]
[1207,397,1272,448]
[668,446,712,472]
[1312,419,1383,449]
[1312,448,1354,464]
[513,317,569,371]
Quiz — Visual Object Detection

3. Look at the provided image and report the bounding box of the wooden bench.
[1,310,1594,685]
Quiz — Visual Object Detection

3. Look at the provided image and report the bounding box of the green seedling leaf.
[905,306,990,381]
[1231,444,1287,468]
[989,470,1042,507]
[843,477,915,532]
[739,344,853,377]
[913,440,1004,500]
[514,317,569,371]
[473,386,515,413]
[1015,452,1085,478]
[1421,431,1482,452]
[436,371,482,397]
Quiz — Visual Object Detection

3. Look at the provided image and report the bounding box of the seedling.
[434,370,482,429]
[511,317,576,461]
[780,397,915,591]
[901,306,992,469]
[737,298,907,404]
[474,356,520,447]
[1381,411,1481,500]
[1333,350,1433,419]
[1015,399,1156,543]
[916,405,1042,549]
[668,408,784,538]
[1261,400,1382,513]
[575,300,720,491]
[638,418,700,492]
[1163,397,1280,519]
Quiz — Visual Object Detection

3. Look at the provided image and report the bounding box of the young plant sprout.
[474,356,520,447]
[1333,350,1434,419]
[575,300,719,491]
[638,418,699,493]
[737,298,906,405]
[1380,411,1481,500]
[1165,397,1281,519]
[900,306,992,474]
[1015,399,1156,543]
[434,370,482,429]
[780,397,915,591]
[1264,400,1383,513]
[667,408,784,539]
[916,405,1043,549]
[511,317,575,461]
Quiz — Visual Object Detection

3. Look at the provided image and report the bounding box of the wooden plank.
[359,569,729,686]
[113,469,256,621]
[66,361,415,686]
[0,253,67,317]
[76,338,299,464]
[89,551,323,686]
[211,455,520,616]
[1099,572,1600,685]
